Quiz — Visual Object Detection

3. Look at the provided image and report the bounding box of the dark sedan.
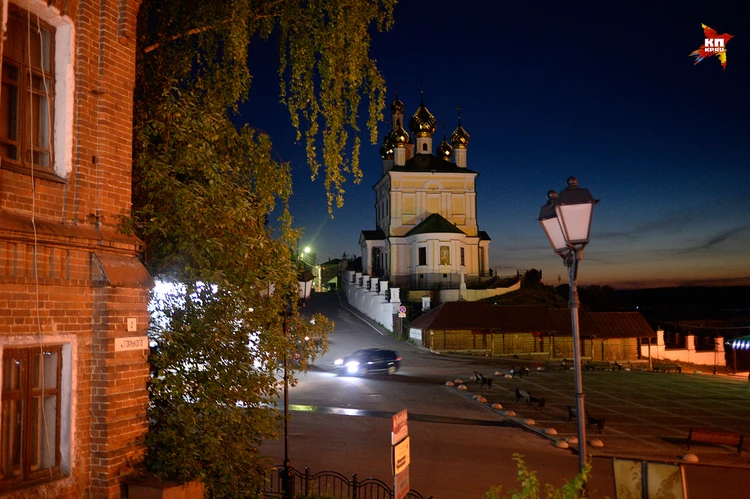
[334,347,401,376]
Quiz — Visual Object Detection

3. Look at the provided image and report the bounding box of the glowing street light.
[538,176,598,480]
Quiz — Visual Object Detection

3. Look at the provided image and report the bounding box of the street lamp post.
[538,176,598,480]
[281,309,294,499]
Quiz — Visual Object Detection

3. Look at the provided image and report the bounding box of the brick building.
[0,1,151,497]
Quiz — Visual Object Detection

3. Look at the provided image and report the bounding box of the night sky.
[237,1,750,289]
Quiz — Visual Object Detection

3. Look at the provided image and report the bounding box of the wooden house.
[410,302,655,361]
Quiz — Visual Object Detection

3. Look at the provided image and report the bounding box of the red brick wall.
[0,1,149,498]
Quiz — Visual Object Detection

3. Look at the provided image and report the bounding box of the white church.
[359,92,493,292]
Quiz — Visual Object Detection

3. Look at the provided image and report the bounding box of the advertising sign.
[391,409,408,444]
[392,436,410,475]
[394,467,410,499]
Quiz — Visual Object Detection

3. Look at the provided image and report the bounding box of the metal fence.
[261,465,432,499]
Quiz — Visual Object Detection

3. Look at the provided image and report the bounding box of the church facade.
[359,94,492,290]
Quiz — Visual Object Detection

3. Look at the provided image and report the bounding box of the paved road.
[262,292,750,498]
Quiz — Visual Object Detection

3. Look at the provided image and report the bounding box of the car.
[334,347,401,376]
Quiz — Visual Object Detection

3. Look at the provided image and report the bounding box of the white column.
[422,295,431,312]
[656,328,665,346]
[715,337,725,353]
[390,287,400,303]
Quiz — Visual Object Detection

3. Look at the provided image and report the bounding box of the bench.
[585,361,621,372]
[546,360,567,371]
[653,363,681,373]
[510,366,530,378]
[473,370,492,388]
[566,405,605,434]
[515,387,546,410]
[687,428,744,454]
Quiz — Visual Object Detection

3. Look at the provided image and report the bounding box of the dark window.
[460,248,465,266]
[418,247,426,266]
[1,8,55,171]
[1,346,62,487]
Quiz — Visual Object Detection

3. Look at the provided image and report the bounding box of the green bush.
[486,454,591,499]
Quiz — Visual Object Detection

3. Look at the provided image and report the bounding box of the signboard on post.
[398,305,407,318]
[391,409,410,498]
[394,467,410,499]
[392,409,408,444]
[392,437,410,475]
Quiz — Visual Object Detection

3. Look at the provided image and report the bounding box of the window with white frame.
[1,345,62,486]
[1,7,54,170]
[1,3,73,178]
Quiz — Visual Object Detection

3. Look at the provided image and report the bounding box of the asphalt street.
[261,291,750,498]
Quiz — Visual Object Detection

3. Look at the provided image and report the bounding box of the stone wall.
[342,271,401,333]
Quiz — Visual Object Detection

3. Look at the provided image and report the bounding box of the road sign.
[398,305,407,318]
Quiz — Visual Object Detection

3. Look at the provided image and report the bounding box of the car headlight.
[345,361,360,374]
[334,358,343,366]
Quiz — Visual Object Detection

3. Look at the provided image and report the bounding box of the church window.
[460,248,465,266]
[418,247,426,266]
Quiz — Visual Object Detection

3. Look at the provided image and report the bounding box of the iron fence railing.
[261,465,432,499]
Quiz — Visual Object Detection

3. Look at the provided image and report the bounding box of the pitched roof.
[409,302,656,339]
[390,153,478,174]
[548,308,600,337]
[409,302,556,332]
[405,213,465,236]
[360,229,386,241]
[589,312,656,339]
[410,302,494,330]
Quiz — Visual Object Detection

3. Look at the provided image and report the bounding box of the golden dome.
[392,120,411,146]
[436,128,453,161]
[450,112,470,149]
[380,131,395,159]
[408,93,437,138]
[390,95,404,114]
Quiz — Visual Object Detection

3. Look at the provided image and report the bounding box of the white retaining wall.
[640,329,726,366]
[343,271,401,332]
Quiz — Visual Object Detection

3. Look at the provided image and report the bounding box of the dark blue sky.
[237,1,750,289]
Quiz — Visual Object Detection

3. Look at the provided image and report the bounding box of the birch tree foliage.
[132,0,394,495]
[137,0,395,214]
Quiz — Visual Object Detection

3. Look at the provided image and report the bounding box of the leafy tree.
[522,269,543,288]
[133,0,395,496]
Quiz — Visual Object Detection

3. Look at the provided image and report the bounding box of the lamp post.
[538,176,598,480]
[281,308,294,499]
